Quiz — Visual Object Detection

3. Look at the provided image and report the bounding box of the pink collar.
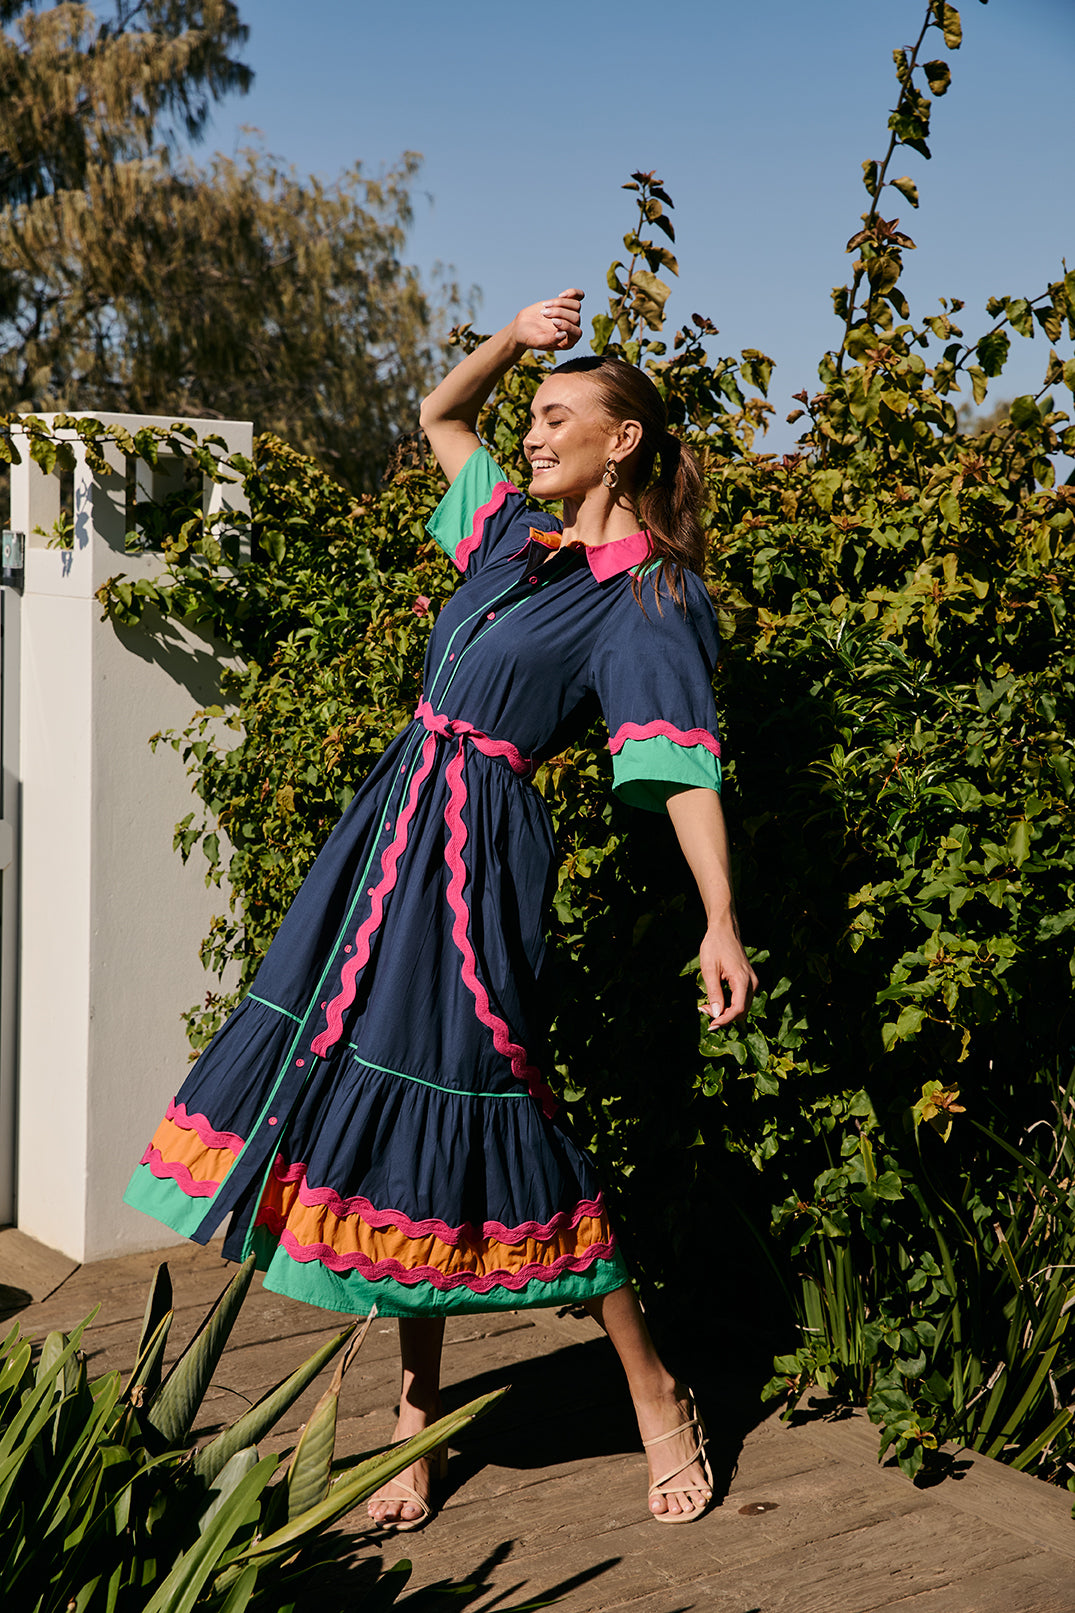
[528,525,653,581]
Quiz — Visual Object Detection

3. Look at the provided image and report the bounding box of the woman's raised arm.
[419,289,584,484]
[665,786,758,1028]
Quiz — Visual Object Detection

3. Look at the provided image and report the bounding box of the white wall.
[11,414,252,1261]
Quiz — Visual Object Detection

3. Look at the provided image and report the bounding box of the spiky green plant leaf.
[285,1380,337,1521]
[139,1456,277,1613]
[129,1263,174,1399]
[242,1391,505,1559]
[191,1323,354,1485]
[147,1256,255,1445]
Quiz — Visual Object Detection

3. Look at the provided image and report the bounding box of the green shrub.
[0,1257,500,1610]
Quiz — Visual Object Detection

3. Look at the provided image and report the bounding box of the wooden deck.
[4,1230,1075,1612]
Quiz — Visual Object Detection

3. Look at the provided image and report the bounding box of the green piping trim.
[236,720,431,1258]
[347,1046,527,1099]
[427,580,538,709]
[247,994,302,1024]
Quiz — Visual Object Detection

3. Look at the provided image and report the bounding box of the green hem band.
[253,1228,630,1318]
[123,1167,214,1239]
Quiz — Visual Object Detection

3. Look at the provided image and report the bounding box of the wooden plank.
[784,1403,1075,1560]
[0,1227,79,1316]
[715,1508,1043,1612]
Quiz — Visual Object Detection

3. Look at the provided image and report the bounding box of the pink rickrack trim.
[311,732,438,1060]
[443,740,558,1118]
[453,480,516,572]
[269,1155,604,1246]
[415,699,533,777]
[165,1099,244,1156]
[268,1224,617,1290]
[607,720,722,759]
[140,1146,218,1198]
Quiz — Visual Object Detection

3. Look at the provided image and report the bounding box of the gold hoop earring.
[603,457,619,493]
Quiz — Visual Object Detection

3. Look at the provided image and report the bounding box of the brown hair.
[552,354,705,608]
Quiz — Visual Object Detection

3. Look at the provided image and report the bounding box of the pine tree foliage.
[0,3,449,488]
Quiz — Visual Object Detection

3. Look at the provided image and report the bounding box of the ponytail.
[635,430,705,610]
[552,356,705,610]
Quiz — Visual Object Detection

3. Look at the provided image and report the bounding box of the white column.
[13,413,252,1260]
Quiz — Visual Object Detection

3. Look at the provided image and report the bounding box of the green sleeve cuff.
[426,446,510,566]
[612,735,722,814]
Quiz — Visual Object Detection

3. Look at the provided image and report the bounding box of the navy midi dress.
[125,447,724,1317]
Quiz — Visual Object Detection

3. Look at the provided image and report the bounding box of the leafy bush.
[0,1257,500,1610]
[18,0,1075,1494]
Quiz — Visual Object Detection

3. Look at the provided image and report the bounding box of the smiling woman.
[124,285,756,1533]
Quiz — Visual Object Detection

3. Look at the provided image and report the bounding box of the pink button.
[344,944,352,953]
[529,576,538,584]
[449,652,455,661]
[487,611,495,620]
[384,819,392,833]
[296,1058,305,1067]
[321,1001,326,1008]
[267,1116,278,1126]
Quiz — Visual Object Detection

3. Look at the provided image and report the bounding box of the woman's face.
[522,373,625,502]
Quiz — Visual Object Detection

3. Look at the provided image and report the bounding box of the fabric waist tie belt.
[415,699,535,778]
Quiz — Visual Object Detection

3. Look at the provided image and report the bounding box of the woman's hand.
[663,788,757,1029]
[698,916,758,1029]
[511,288,584,353]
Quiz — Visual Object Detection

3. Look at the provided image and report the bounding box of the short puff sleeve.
[426,446,525,577]
[591,574,723,813]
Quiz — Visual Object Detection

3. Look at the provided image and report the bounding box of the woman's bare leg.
[367,1316,446,1526]
[587,1284,711,1519]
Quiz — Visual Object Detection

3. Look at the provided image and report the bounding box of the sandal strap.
[378,1479,431,1522]
[645,1418,714,1497]
[642,1413,703,1451]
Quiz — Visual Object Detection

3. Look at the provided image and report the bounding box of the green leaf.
[889,175,919,208]
[192,1323,355,1485]
[630,269,672,329]
[261,528,286,564]
[976,329,1010,377]
[1007,819,1031,867]
[932,0,962,49]
[1009,395,1040,429]
[285,1386,337,1520]
[1005,297,1034,337]
[240,1391,505,1557]
[148,1257,256,1445]
[199,1446,261,1534]
[215,1563,259,1613]
[590,314,614,353]
[811,469,844,512]
[139,1458,277,1613]
[923,59,951,95]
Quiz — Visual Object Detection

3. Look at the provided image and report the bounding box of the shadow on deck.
[3,1230,1074,1613]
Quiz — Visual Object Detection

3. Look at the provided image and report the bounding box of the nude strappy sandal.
[643,1396,714,1524]
[370,1445,448,1533]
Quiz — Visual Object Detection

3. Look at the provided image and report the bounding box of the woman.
[125,288,757,1527]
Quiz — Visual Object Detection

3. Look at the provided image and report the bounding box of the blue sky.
[203,0,1074,453]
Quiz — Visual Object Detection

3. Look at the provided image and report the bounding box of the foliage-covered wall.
[12,0,1075,1494]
